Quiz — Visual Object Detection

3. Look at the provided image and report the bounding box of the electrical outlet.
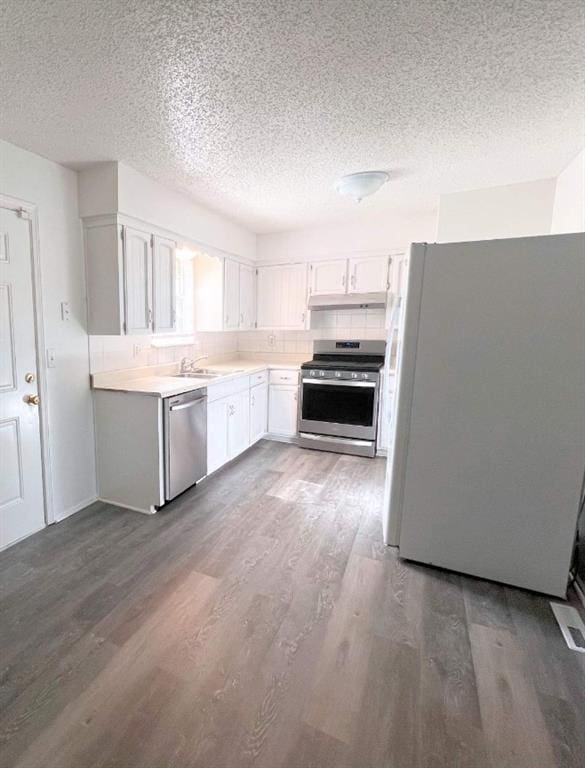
[268,333,276,348]
[133,344,144,357]
[46,348,56,368]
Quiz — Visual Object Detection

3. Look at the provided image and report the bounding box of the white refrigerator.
[383,233,585,597]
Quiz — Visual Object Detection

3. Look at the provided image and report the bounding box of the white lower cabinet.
[227,389,250,458]
[268,385,298,436]
[207,398,229,473]
[250,382,268,443]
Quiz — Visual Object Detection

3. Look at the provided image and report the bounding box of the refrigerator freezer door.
[393,234,585,596]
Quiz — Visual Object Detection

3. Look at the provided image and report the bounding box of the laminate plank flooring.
[1,440,583,768]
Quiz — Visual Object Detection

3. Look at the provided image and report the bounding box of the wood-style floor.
[1,441,583,768]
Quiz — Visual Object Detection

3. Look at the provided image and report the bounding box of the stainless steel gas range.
[298,340,386,457]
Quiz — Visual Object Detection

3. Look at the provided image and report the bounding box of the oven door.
[299,378,379,440]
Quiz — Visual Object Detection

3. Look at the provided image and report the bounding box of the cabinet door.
[249,382,268,443]
[152,236,176,334]
[257,265,307,329]
[124,227,153,334]
[207,398,229,473]
[228,389,250,458]
[268,385,298,436]
[348,256,389,294]
[223,258,240,330]
[239,264,255,329]
[309,259,347,295]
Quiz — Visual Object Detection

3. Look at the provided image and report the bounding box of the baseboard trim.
[53,494,98,523]
[97,497,157,515]
[264,433,300,445]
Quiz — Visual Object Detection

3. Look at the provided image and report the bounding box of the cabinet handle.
[301,312,306,324]
[225,316,229,325]
[293,392,298,401]
[350,272,356,289]
[148,307,153,326]
[342,273,346,287]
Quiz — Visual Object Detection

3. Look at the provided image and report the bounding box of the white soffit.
[0,0,583,233]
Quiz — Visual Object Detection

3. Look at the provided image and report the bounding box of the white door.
[268,386,298,436]
[249,382,268,443]
[239,264,255,329]
[223,258,240,330]
[228,389,250,458]
[124,227,153,334]
[152,236,176,333]
[309,259,348,295]
[0,206,45,549]
[207,397,229,473]
[348,256,389,294]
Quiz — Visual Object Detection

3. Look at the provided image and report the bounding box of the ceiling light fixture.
[336,171,389,202]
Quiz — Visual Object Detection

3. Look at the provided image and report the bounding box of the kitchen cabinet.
[256,264,307,329]
[348,256,389,294]
[223,258,240,330]
[207,397,229,474]
[239,264,256,329]
[194,252,224,332]
[228,389,251,457]
[123,227,153,334]
[207,374,251,474]
[308,259,347,296]
[152,235,176,333]
[85,222,176,335]
[268,384,298,436]
[249,381,268,443]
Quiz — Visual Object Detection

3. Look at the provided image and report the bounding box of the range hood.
[308,292,387,311]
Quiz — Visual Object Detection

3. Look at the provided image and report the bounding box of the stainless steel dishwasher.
[164,389,207,501]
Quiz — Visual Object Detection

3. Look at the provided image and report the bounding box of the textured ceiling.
[0,0,583,233]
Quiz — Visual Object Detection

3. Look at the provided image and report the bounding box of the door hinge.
[16,207,31,220]
[150,234,154,247]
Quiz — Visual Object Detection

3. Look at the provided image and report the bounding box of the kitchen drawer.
[207,374,249,403]
[269,369,299,385]
[249,369,268,387]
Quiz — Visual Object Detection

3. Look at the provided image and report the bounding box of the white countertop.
[91,358,304,398]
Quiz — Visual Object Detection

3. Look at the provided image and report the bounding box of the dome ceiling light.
[336,171,390,202]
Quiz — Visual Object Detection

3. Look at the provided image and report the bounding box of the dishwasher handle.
[169,398,205,412]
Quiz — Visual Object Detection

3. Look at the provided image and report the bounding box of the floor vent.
[550,603,585,653]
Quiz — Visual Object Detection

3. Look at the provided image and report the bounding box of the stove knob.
[335,371,341,378]
[319,370,325,377]
[361,373,369,380]
[310,370,316,377]
[351,373,358,379]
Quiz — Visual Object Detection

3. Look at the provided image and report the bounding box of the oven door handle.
[302,378,377,388]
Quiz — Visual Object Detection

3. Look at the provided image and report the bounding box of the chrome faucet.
[180,355,208,373]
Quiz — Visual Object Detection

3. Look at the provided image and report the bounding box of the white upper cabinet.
[309,259,347,295]
[123,227,153,334]
[194,252,224,332]
[223,258,240,330]
[257,264,307,329]
[239,264,256,329]
[348,256,389,294]
[85,222,176,335]
[152,235,176,333]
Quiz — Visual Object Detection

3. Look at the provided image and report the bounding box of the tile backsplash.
[89,309,387,373]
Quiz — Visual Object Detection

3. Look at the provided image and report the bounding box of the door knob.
[25,372,35,383]
[25,394,40,406]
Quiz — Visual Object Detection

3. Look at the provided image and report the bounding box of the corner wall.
[436,178,557,243]
[0,139,97,520]
[551,149,585,234]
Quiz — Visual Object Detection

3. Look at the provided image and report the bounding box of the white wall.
[551,149,585,234]
[0,139,97,520]
[79,162,256,261]
[436,178,557,243]
[256,207,436,263]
